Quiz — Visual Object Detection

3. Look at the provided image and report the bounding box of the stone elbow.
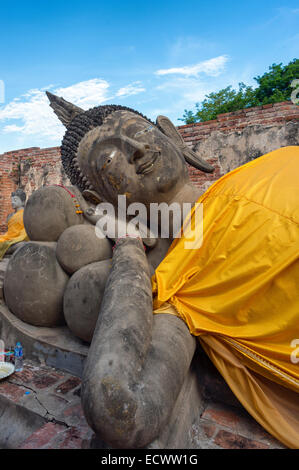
[81,375,141,448]
[81,374,162,448]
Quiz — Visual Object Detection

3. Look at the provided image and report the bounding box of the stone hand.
[83,206,100,225]
[83,206,156,248]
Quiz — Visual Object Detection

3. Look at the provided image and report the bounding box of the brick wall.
[0,147,69,233]
[178,100,299,192]
[0,100,298,233]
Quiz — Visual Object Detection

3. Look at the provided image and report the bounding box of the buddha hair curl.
[61,105,155,193]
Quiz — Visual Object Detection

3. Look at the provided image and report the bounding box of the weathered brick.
[51,424,92,449]
[9,363,36,385]
[30,368,64,389]
[285,114,299,121]
[19,422,66,449]
[201,421,217,439]
[213,429,269,449]
[63,403,85,419]
[55,377,81,395]
[273,101,290,106]
[202,405,241,429]
[0,381,27,403]
[0,146,70,234]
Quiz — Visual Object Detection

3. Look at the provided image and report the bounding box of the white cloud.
[55,79,111,109]
[155,55,229,77]
[2,124,25,133]
[169,36,215,61]
[0,79,112,144]
[0,88,64,140]
[116,81,146,97]
[155,76,214,102]
[0,78,148,150]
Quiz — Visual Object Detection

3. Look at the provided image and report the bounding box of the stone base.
[0,359,92,449]
[0,306,285,449]
[89,357,205,449]
[0,257,10,300]
[88,346,285,450]
[0,301,88,377]
[0,254,88,377]
[0,259,285,450]
[148,358,205,449]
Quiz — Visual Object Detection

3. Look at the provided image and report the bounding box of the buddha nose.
[121,136,150,163]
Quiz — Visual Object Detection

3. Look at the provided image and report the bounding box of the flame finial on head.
[46,91,84,128]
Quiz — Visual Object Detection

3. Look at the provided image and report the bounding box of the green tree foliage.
[181,83,257,123]
[180,58,299,124]
[254,59,299,105]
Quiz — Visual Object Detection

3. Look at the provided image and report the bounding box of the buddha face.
[77,111,189,207]
[11,195,24,210]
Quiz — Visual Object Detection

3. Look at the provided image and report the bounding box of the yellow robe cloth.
[0,209,29,260]
[152,146,299,448]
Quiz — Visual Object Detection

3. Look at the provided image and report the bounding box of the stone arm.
[81,237,196,449]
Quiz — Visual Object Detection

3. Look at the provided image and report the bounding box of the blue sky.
[0,0,298,153]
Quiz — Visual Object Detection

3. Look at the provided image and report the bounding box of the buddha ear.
[156,115,186,147]
[82,189,104,205]
[156,115,214,173]
[46,91,84,128]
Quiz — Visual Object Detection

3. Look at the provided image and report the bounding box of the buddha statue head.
[46,92,214,208]
[11,189,26,211]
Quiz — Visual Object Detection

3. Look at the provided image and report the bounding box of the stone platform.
[0,256,10,300]
[0,252,88,377]
[0,359,92,448]
[0,300,88,377]
[0,353,285,449]
[0,256,285,449]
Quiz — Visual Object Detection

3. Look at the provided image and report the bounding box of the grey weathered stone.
[56,225,112,274]
[0,257,10,300]
[23,185,84,241]
[193,121,299,175]
[4,242,69,327]
[63,260,112,342]
[0,394,46,449]
[0,300,88,377]
[81,238,197,448]
[5,241,28,255]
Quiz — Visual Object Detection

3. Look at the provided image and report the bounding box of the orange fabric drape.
[152,146,299,448]
[0,209,29,259]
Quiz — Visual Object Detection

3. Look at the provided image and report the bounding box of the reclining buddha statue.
[3,91,299,449]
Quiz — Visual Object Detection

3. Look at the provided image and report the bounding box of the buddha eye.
[98,150,116,171]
